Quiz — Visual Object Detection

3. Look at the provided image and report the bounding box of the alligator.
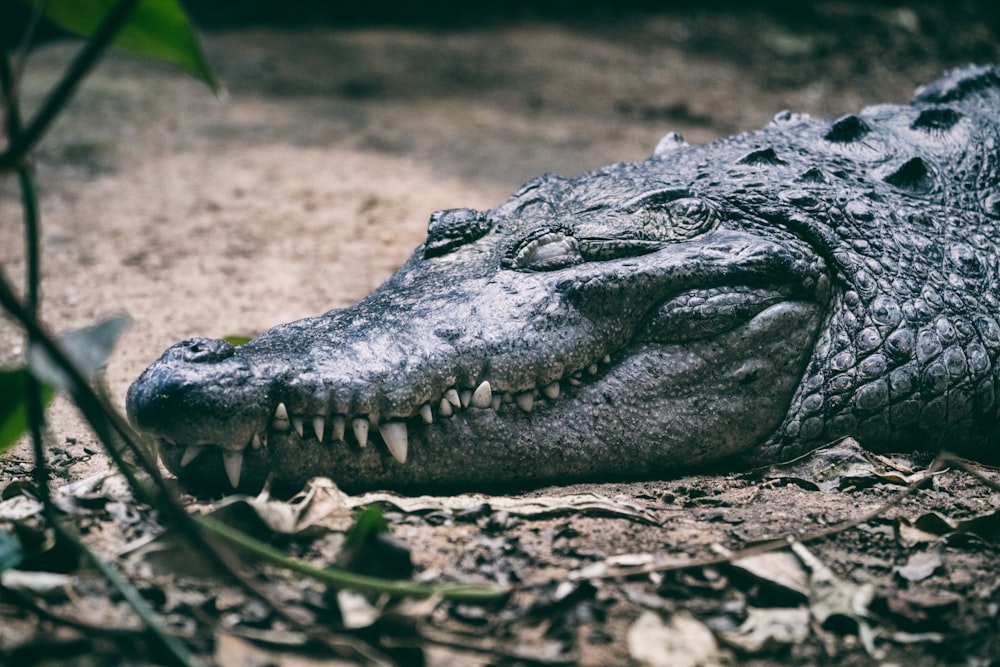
[127,65,1000,494]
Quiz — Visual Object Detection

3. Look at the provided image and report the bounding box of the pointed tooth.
[603,355,611,364]
[352,418,369,448]
[445,388,461,408]
[460,390,472,408]
[332,415,346,441]
[471,381,492,408]
[439,398,453,417]
[379,421,409,464]
[491,395,501,411]
[568,376,582,386]
[419,403,433,424]
[273,402,291,431]
[515,391,534,412]
[250,433,263,450]
[292,416,304,438]
[312,416,325,442]
[543,382,560,400]
[181,445,204,467]
[222,449,243,488]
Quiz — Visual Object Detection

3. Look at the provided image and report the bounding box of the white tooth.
[332,415,346,441]
[181,445,204,467]
[471,381,492,408]
[312,416,325,441]
[439,398,453,417]
[250,433,263,450]
[419,403,433,424]
[603,355,611,364]
[491,395,502,411]
[292,416,304,438]
[460,389,472,408]
[379,421,409,464]
[445,388,461,408]
[273,402,290,430]
[352,418,369,448]
[587,364,599,375]
[222,449,243,488]
[543,382,560,400]
[568,376,582,386]
[515,391,534,412]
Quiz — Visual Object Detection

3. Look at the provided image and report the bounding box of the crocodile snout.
[127,338,267,486]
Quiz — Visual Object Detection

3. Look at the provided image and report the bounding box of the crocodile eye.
[637,197,720,241]
[423,208,490,258]
[621,190,720,242]
[509,230,581,271]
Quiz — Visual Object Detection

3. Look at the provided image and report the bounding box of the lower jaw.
[159,404,640,495]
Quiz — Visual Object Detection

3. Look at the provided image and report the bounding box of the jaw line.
[160,295,823,494]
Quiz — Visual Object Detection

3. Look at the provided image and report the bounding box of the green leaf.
[222,335,252,347]
[0,368,55,455]
[28,0,220,92]
[0,531,24,572]
[29,314,130,392]
[2,315,130,453]
[343,505,390,552]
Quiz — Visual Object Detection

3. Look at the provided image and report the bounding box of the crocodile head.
[128,136,834,493]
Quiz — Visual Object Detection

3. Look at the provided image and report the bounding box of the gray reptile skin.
[128,65,1000,493]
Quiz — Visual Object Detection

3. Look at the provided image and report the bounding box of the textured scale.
[127,66,1000,493]
[749,65,1000,461]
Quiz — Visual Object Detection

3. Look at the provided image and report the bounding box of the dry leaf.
[627,610,723,667]
[718,606,810,654]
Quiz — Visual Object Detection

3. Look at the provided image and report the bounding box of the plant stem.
[19,165,41,313]
[50,517,202,667]
[0,0,142,171]
[197,514,508,603]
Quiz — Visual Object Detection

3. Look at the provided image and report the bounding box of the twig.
[197,514,507,603]
[0,271,397,663]
[0,0,142,171]
[549,452,956,584]
[50,519,202,666]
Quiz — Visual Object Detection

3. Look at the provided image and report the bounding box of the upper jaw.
[157,344,620,492]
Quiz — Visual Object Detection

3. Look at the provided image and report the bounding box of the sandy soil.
[2,4,999,665]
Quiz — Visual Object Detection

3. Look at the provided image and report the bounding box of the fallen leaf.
[246,477,356,536]
[353,489,660,524]
[896,509,1000,546]
[713,545,809,598]
[893,550,943,582]
[0,569,70,600]
[337,589,381,629]
[790,542,876,653]
[761,437,877,491]
[718,606,810,654]
[627,610,724,667]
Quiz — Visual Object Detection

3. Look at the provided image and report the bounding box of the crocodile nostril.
[167,338,236,364]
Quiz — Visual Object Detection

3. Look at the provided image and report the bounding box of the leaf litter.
[2,440,999,664]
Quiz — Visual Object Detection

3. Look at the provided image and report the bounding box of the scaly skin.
[128,65,1000,493]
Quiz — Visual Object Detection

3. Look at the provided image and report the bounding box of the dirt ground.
[1,3,999,665]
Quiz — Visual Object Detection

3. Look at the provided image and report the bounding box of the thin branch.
[1,45,21,144]
[19,165,41,313]
[550,452,955,584]
[197,514,508,603]
[50,519,202,667]
[0,0,142,171]
[0,271,392,662]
